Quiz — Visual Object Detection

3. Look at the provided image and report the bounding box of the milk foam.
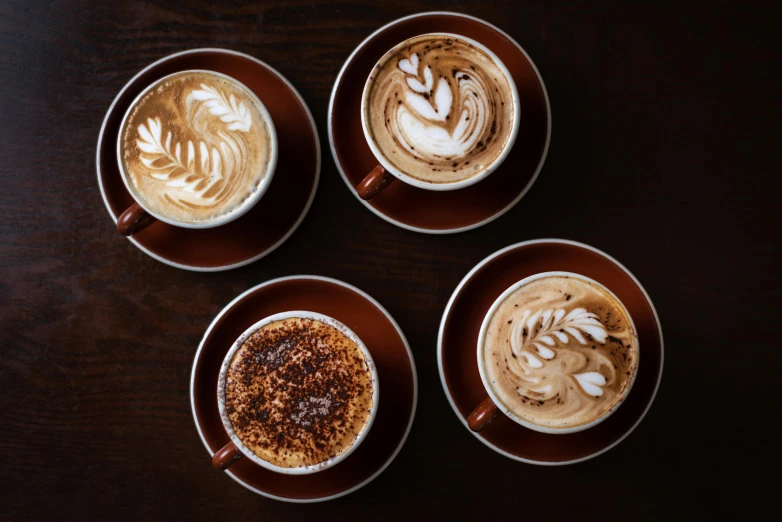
[364,35,515,184]
[120,71,273,224]
[482,276,638,429]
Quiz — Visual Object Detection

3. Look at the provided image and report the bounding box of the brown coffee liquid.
[224,317,374,468]
[482,275,638,429]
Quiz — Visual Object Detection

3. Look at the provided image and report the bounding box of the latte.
[223,317,375,468]
[119,70,274,225]
[362,34,516,184]
[481,275,639,430]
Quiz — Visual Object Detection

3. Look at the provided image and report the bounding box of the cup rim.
[476,271,641,435]
[360,32,521,192]
[216,310,380,475]
[116,69,279,229]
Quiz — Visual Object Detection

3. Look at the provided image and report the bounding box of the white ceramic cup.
[472,271,640,435]
[115,69,278,235]
[357,32,520,200]
[213,311,380,475]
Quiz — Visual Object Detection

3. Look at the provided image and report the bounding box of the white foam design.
[509,307,610,397]
[190,84,253,132]
[573,372,607,397]
[391,53,490,160]
[134,84,257,210]
[136,117,222,201]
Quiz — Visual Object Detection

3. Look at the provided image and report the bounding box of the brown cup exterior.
[212,441,243,470]
[117,202,156,236]
[357,165,396,200]
[468,396,501,432]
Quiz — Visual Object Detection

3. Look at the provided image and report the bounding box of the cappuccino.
[119,71,274,225]
[223,317,375,468]
[481,274,639,430]
[363,34,516,184]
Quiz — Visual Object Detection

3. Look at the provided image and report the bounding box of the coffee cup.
[115,69,278,236]
[212,311,379,474]
[357,32,520,200]
[468,272,640,434]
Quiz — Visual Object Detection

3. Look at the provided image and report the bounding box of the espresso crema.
[120,71,273,224]
[482,275,639,429]
[363,34,516,184]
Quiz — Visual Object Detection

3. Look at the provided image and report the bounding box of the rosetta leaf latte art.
[122,73,270,223]
[510,308,610,396]
[483,276,637,428]
[190,84,253,132]
[136,117,223,198]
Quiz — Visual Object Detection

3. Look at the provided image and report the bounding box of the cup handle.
[468,396,501,432]
[212,441,243,471]
[357,165,395,200]
[117,202,157,236]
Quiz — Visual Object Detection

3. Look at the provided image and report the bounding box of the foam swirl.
[364,35,515,184]
[482,276,639,429]
[121,71,272,224]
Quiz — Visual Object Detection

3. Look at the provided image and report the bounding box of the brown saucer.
[191,276,417,502]
[328,11,550,233]
[438,240,663,464]
[97,49,320,271]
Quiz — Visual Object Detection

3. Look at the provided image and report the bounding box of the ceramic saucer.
[438,239,663,464]
[97,48,320,271]
[191,276,417,501]
[328,11,550,234]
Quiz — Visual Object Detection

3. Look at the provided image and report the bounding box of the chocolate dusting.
[225,318,373,468]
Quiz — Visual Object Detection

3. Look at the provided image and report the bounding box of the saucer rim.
[436,238,665,465]
[96,48,321,272]
[327,10,552,234]
[190,275,418,502]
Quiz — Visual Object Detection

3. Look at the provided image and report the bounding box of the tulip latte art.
[120,71,273,224]
[482,275,639,429]
[363,34,516,184]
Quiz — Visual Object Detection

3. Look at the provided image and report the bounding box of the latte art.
[364,34,516,184]
[120,71,274,224]
[482,276,639,429]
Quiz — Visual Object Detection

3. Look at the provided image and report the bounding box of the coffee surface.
[120,71,273,224]
[482,275,638,429]
[364,34,515,184]
[224,317,374,468]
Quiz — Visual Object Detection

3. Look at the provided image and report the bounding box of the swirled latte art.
[364,34,515,184]
[482,276,639,429]
[120,71,273,224]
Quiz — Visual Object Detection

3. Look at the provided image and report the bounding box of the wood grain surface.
[1,1,777,520]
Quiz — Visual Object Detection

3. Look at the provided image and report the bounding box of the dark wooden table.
[2,1,777,519]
